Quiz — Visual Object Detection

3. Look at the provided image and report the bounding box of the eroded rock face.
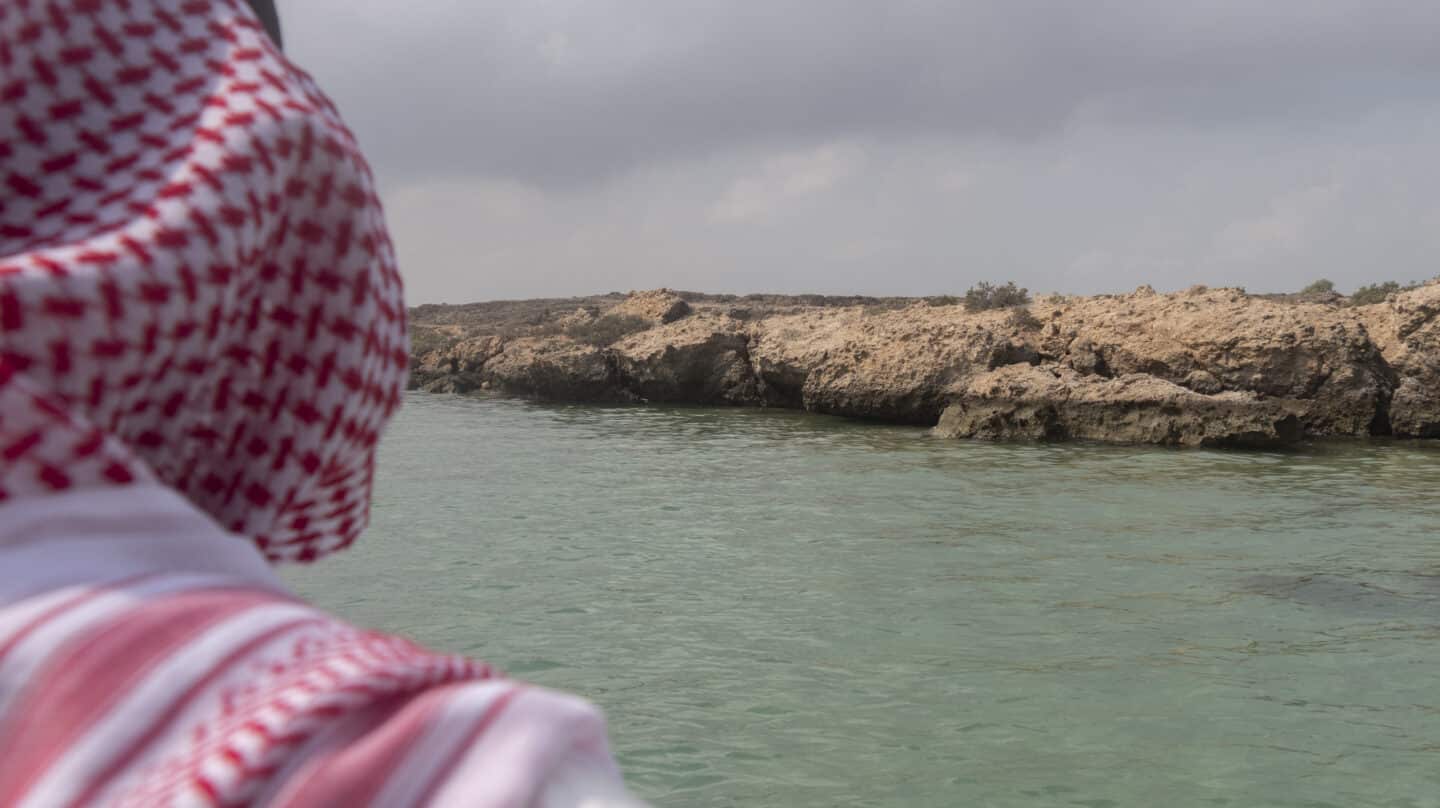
[1356,283,1440,437]
[1036,288,1388,436]
[747,305,1035,424]
[411,335,504,393]
[481,340,630,402]
[407,284,1440,446]
[612,315,760,404]
[935,365,1306,448]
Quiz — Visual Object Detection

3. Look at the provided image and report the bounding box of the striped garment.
[0,1,641,804]
[0,485,636,806]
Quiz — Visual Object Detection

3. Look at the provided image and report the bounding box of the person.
[0,1,643,805]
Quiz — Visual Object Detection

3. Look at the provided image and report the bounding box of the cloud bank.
[283,1,1440,302]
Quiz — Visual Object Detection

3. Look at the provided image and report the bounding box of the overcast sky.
[282,1,1440,304]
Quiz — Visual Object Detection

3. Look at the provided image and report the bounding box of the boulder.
[611,289,692,325]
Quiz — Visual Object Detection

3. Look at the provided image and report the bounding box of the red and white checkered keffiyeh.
[1,0,403,562]
[0,3,638,805]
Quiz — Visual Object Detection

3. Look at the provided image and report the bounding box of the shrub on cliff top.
[1349,281,1412,306]
[1301,279,1335,294]
[564,313,652,346]
[964,281,1031,312]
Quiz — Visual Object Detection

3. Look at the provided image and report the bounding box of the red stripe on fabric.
[64,617,324,808]
[88,632,418,802]
[267,686,459,808]
[1,430,43,461]
[0,287,21,331]
[0,588,288,803]
[0,574,154,669]
[410,686,523,806]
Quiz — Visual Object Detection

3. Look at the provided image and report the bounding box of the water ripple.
[288,394,1440,807]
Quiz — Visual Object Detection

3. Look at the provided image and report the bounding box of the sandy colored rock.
[611,313,759,404]
[555,306,598,329]
[1356,280,1440,437]
[481,340,630,402]
[747,304,1029,424]
[935,365,1306,448]
[411,335,504,393]
[1030,288,1388,436]
[610,289,692,325]
[406,285,1440,446]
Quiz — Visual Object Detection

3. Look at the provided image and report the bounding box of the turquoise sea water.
[286,393,1440,807]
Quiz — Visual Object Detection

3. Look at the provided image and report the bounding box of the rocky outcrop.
[477,340,627,402]
[936,365,1305,448]
[409,284,1440,446]
[1356,282,1440,437]
[1029,286,1390,437]
[609,289,692,325]
[613,317,758,404]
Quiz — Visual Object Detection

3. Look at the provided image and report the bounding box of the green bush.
[964,281,1031,312]
[1300,279,1335,294]
[1349,281,1405,306]
[925,295,961,307]
[564,314,652,346]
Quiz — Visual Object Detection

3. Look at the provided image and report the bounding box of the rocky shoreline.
[408,282,1440,448]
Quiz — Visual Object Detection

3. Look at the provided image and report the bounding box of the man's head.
[0,0,406,561]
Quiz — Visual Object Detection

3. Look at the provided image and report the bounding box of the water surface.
[287,393,1440,807]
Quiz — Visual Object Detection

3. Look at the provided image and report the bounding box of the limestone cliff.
[409,283,1440,447]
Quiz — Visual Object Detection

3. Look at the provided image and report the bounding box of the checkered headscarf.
[0,0,408,562]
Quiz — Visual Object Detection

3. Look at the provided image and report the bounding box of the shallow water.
[286,393,1440,807]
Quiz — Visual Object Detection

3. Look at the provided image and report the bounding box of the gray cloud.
[288,1,1439,187]
[279,2,1440,303]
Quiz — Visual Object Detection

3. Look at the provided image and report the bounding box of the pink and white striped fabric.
[0,486,633,807]
[0,1,638,805]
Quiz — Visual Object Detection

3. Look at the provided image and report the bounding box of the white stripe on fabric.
[367,681,518,808]
[90,622,360,808]
[17,602,317,808]
[428,687,617,808]
[0,585,91,659]
[0,573,263,718]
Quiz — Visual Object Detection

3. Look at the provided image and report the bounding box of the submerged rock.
[1238,574,1440,619]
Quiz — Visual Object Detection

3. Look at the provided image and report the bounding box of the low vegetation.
[564,314,652,346]
[409,325,460,357]
[1301,279,1335,294]
[963,281,1032,312]
[1349,281,1421,306]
